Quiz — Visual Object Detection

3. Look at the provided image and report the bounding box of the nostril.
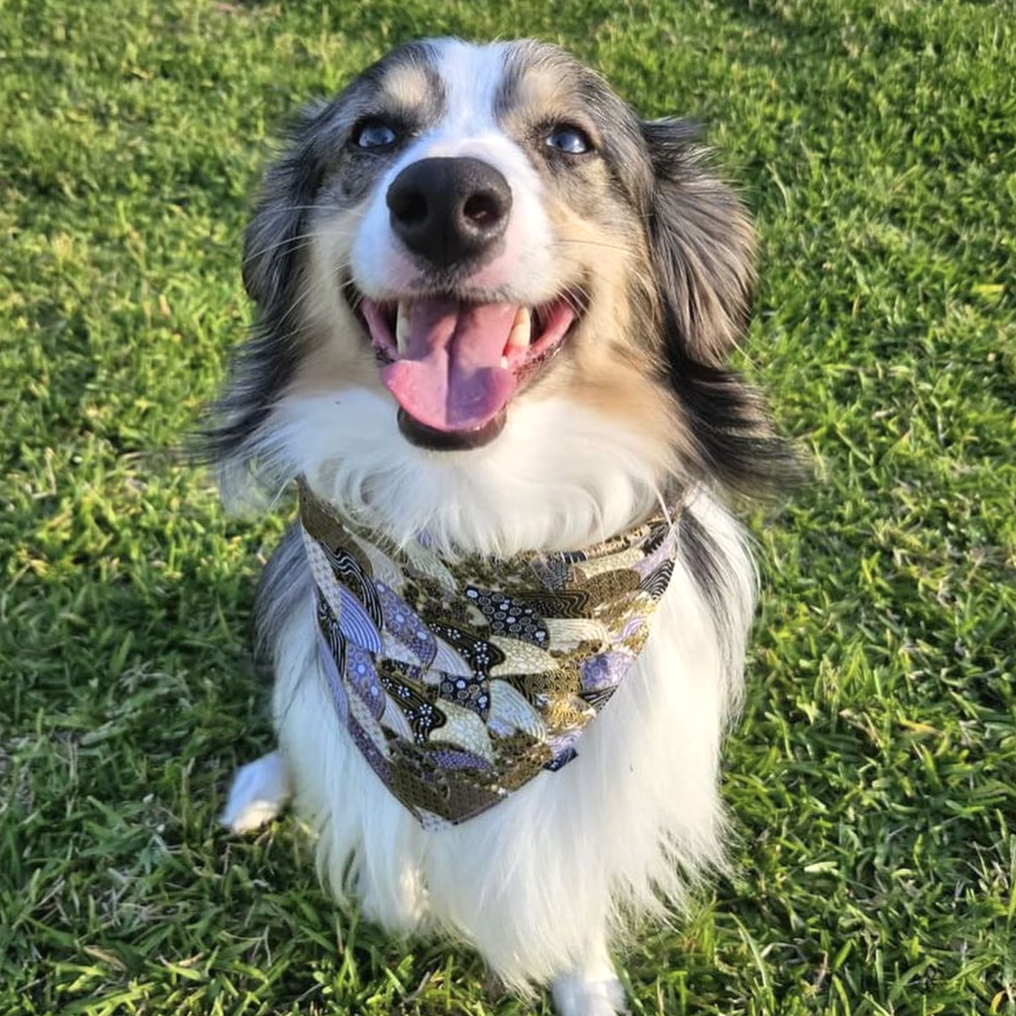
[462,192,502,228]
[390,189,428,226]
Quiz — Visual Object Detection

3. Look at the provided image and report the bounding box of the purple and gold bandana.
[299,483,681,829]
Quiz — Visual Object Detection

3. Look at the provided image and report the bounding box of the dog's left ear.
[641,118,755,367]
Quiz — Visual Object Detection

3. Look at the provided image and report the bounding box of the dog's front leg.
[551,947,625,1016]
[220,750,293,833]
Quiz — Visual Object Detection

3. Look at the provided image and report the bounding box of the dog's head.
[213,40,784,551]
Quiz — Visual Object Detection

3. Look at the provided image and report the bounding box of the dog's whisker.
[243,233,318,267]
[256,204,344,214]
[265,277,318,334]
[555,238,633,256]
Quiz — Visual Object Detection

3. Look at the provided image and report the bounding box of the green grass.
[2,0,1014,1013]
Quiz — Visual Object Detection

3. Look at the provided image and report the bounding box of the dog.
[213,38,788,1016]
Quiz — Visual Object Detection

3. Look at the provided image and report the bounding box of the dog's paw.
[220,751,293,833]
[551,966,626,1016]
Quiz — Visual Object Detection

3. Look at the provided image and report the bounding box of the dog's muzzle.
[386,156,512,268]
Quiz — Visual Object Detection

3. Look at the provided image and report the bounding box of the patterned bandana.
[299,482,682,829]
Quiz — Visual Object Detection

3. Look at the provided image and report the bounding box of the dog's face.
[340,40,653,450]
[219,39,774,552]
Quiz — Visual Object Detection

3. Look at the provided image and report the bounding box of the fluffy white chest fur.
[222,394,755,1015]
[214,37,784,1016]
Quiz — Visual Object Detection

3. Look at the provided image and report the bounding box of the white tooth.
[395,301,410,353]
[500,355,509,370]
[507,307,531,350]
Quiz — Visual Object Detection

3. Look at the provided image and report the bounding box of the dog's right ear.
[242,101,331,309]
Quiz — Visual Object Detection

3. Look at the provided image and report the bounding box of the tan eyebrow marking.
[498,59,598,147]
[511,64,575,117]
[379,61,435,115]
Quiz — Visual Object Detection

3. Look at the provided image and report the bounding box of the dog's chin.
[344,281,585,451]
[396,407,507,450]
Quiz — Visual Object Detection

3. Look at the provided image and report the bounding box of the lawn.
[1,0,1014,1013]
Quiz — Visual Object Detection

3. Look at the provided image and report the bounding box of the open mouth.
[353,289,583,450]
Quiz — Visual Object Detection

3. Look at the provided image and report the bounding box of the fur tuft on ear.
[242,101,331,307]
[202,102,333,491]
[642,118,755,367]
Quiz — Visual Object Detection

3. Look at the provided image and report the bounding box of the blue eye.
[546,125,593,155]
[354,121,398,149]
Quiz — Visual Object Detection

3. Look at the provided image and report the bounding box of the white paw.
[551,967,625,1016]
[220,751,293,834]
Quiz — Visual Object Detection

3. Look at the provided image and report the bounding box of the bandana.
[299,482,681,829]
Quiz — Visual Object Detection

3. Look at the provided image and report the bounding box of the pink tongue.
[381,299,519,432]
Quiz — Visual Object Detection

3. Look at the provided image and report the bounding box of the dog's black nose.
[387,157,512,268]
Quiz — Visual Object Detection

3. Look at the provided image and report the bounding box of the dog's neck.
[252,390,680,559]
